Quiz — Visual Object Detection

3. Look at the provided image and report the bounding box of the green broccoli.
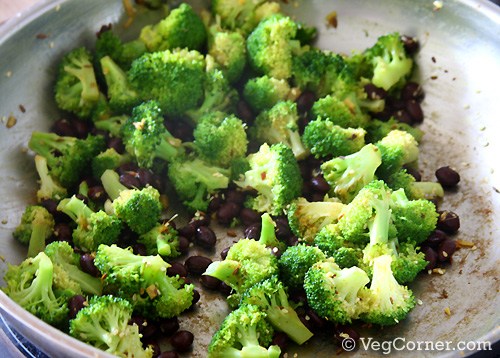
[241,275,313,345]
[95,29,147,70]
[278,244,326,290]
[320,144,382,203]
[100,169,162,235]
[44,241,103,296]
[2,252,69,327]
[385,169,444,201]
[121,101,185,169]
[69,295,153,358]
[193,112,248,167]
[91,148,131,179]
[13,205,54,257]
[310,94,368,129]
[139,3,206,52]
[389,241,428,284]
[94,244,194,318]
[243,75,293,114]
[376,130,419,179]
[33,155,67,202]
[247,14,300,80]
[138,222,180,257]
[303,119,366,158]
[93,115,128,138]
[304,258,370,324]
[168,156,231,213]
[208,25,247,83]
[251,100,309,160]
[236,143,302,215]
[127,49,205,116]
[295,21,317,45]
[366,118,424,143]
[100,56,140,113]
[57,195,122,252]
[54,47,100,118]
[28,132,105,188]
[358,254,416,325]
[287,197,345,243]
[208,304,280,358]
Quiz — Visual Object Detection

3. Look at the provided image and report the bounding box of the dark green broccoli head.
[138,222,180,258]
[303,119,366,158]
[391,241,428,284]
[278,244,326,289]
[243,75,292,114]
[193,112,248,167]
[376,130,419,179]
[91,148,131,179]
[95,30,146,69]
[208,26,247,83]
[93,114,128,138]
[384,169,444,201]
[54,47,100,118]
[100,56,140,113]
[332,247,364,269]
[311,94,368,129]
[128,49,205,116]
[304,258,370,324]
[13,205,55,258]
[247,14,300,80]
[139,3,206,52]
[236,143,302,215]
[366,118,424,143]
[313,223,350,255]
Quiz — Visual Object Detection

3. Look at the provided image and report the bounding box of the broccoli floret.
[390,188,438,244]
[303,119,366,158]
[236,143,302,215]
[2,252,69,327]
[278,244,326,290]
[362,33,414,91]
[128,49,205,116]
[366,118,424,143]
[332,247,364,269]
[208,25,247,83]
[304,258,370,324]
[208,304,280,358]
[193,112,248,167]
[243,75,292,114]
[93,115,128,138]
[287,197,345,243]
[320,144,382,203]
[168,157,231,213]
[57,195,122,252]
[385,169,444,201]
[390,241,428,284]
[44,241,103,296]
[29,132,105,188]
[313,224,350,254]
[91,148,131,179]
[251,101,309,160]
[310,94,368,129]
[100,56,140,113]
[376,130,419,179]
[121,101,185,168]
[95,29,147,69]
[295,21,317,45]
[101,169,162,235]
[241,276,313,345]
[258,213,286,252]
[69,295,153,358]
[204,237,279,307]
[247,14,300,80]
[94,244,194,319]
[359,255,416,325]
[138,222,180,258]
[54,47,100,118]
[33,155,67,202]
[139,3,206,52]
[13,205,54,258]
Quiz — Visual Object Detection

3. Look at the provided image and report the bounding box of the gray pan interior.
[0,0,499,357]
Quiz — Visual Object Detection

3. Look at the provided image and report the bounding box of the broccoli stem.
[57,196,94,226]
[333,267,370,303]
[155,136,184,163]
[28,132,76,161]
[64,59,100,102]
[100,169,128,201]
[157,238,173,256]
[410,182,444,200]
[287,129,308,160]
[34,155,67,201]
[203,260,242,289]
[368,199,390,245]
[259,213,279,248]
[27,219,52,258]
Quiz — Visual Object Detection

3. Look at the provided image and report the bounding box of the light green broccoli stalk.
[13,205,55,257]
[33,155,67,202]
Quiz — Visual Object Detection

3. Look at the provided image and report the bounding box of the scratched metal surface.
[0,1,498,357]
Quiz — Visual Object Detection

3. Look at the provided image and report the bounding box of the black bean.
[52,118,76,137]
[296,90,316,113]
[225,190,246,205]
[40,199,59,217]
[336,324,360,341]
[137,168,154,187]
[401,35,420,55]
[220,247,230,260]
[170,330,194,352]
[403,166,422,182]
[289,289,308,305]
[393,109,413,125]
[194,226,217,249]
[157,352,179,358]
[178,236,190,255]
[405,99,424,123]
[311,175,330,194]
[425,230,448,248]
[364,83,387,100]
[141,321,159,339]
[185,256,212,275]
[219,282,233,296]
[239,208,261,226]
[68,295,86,319]
[167,262,188,278]
[72,119,90,139]
[107,137,125,153]
[129,316,146,332]
[200,275,222,290]
[178,224,196,240]
[311,192,325,202]
[438,239,456,262]
[144,341,161,357]
[272,332,289,352]
[87,185,107,202]
[437,211,460,234]
[420,246,438,270]
[401,81,424,101]
[80,253,100,277]
[244,223,261,240]
[216,202,241,226]
[435,166,460,188]
[75,193,89,205]
[304,308,325,331]
[171,121,194,142]
[118,162,138,174]
[208,195,223,213]
[189,211,210,228]
[53,223,72,242]
[133,244,147,256]
[159,317,180,336]
[274,216,292,241]
[190,289,201,307]
[119,172,141,189]
[287,235,299,247]
[237,100,254,123]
